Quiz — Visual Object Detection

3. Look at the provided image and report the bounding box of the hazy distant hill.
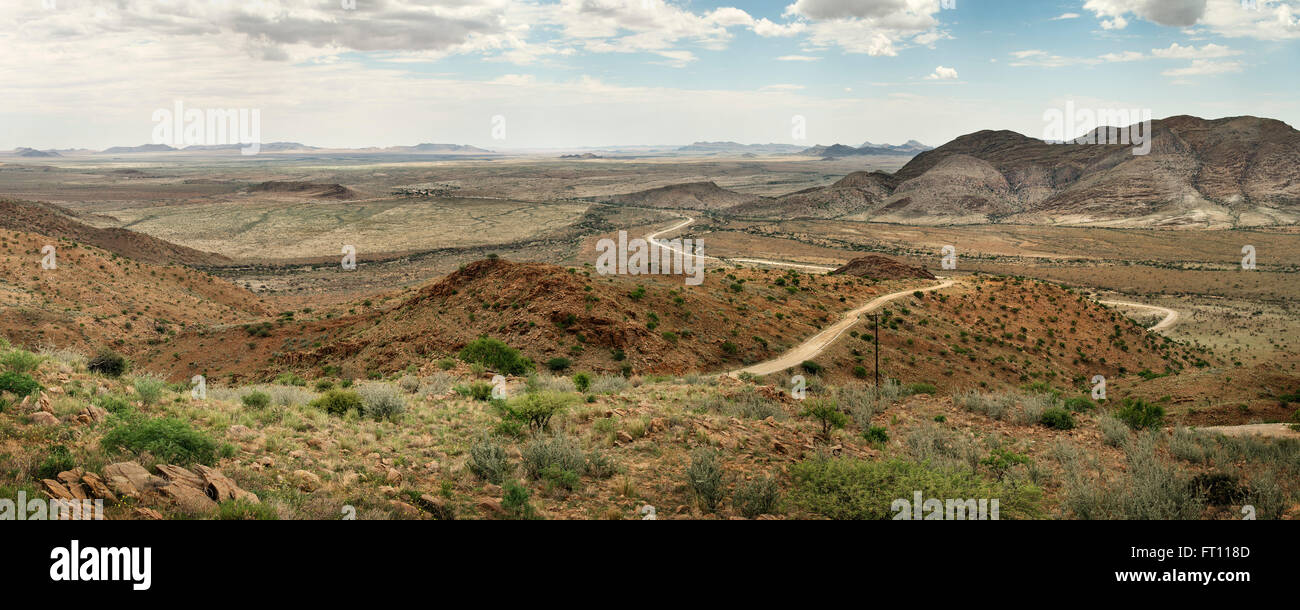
[386,143,494,154]
[602,181,763,210]
[677,141,807,155]
[799,141,931,158]
[11,147,61,157]
[99,144,178,154]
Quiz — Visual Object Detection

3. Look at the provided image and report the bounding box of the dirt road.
[1098,300,1180,332]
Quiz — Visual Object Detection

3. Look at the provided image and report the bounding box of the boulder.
[193,465,259,503]
[81,473,117,502]
[40,479,74,500]
[30,412,59,426]
[156,464,205,491]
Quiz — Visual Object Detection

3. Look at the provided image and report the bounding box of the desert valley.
[1,112,1298,522]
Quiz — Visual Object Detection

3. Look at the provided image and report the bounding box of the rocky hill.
[600,181,764,211]
[757,116,1300,228]
[0,199,231,266]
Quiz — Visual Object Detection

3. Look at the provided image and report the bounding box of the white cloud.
[784,0,950,56]
[925,65,959,80]
[1084,0,1300,39]
[1149,42,1243,58]
[1161,59,1245,76]
[1051,13,1082,20]
[777,55,822,61]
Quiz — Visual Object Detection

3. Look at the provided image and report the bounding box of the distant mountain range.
[612,115,1300,228]
[799,141,934,158]
[2,142,494,156]
[676,142,808,155]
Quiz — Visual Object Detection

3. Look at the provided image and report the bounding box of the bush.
[455,381,494,401]
[687,447,726,512]
[36,445,76,479]
[906,382,938,395]
[1063,396,1095,412]
[734,475,780,518]
[505,391,578,432]
[1098,414,1130,447]
[458,337,533,375]
[800,361,824,375]
[1040,407,1076,430]
[572,371,592,392]
[88,349,129,377]
[801,399,847,439]
[1114,398,1164,431]
[242,391,271,409]
[93,394,134,415]
[0,371,41,398]
[469,437,512,484]
[502,481,540,520]
[100,416,219,466]
[1,350,43,374]
[133,376,166,406]
[522,434,586,483]
[357,383,407,420]
[545,357,571,372]
[789,457,1041,520]
[273,372,307,387]
[310,389,364,415]
[863,426,889,444]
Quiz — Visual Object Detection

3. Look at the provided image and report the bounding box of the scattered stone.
[385,468,402,484]
[103,462,165,497]
[156,483,217,514]
[292,470,322,491]
[81,473,117,502]
[156,464,205,490]
[30,412,59,426]
[477,500,503,516]
[133,508,165,520]
[40,479,74,500]
[194,464,259,504]
[617,431,634,444]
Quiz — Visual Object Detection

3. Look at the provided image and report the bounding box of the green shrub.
[1063,396,1095,412]
[800,360,824,375]
[133,376,166,406]
[87,349,129,377]
[36,445,76,479]
[313,379,334,392]
[242,391,271,409]
[572,372,592,393]
[1,350,43,374]
[100,416,219,466]
[455,381,494,401]
[501,481,540,520]
[546,357,571,372]
[458,337,533,375]
[1040,407,1076,430]
[0,371,41,398]
[357,383,406,420]
[93,394,133,415]
[310,390,364,415]
[801,399,847,439]
[906,382,938,395]
[273,372,306,387]
[505,391,578,432]
[734,475,780,518]
[469,437,512,484]
[863,426,889,444]
[1114,398,1164,430]
[687,447,726,512]
[789,457,1041,520]
[522,434,585,482]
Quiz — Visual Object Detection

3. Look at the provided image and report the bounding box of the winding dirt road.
[639,217,1179,377]
[1098,300,1180,332]
[730,279,956,377]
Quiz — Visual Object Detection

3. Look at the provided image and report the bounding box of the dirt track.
[1098,300,1180,332]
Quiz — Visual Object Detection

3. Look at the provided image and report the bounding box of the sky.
[1,0,1297,150]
